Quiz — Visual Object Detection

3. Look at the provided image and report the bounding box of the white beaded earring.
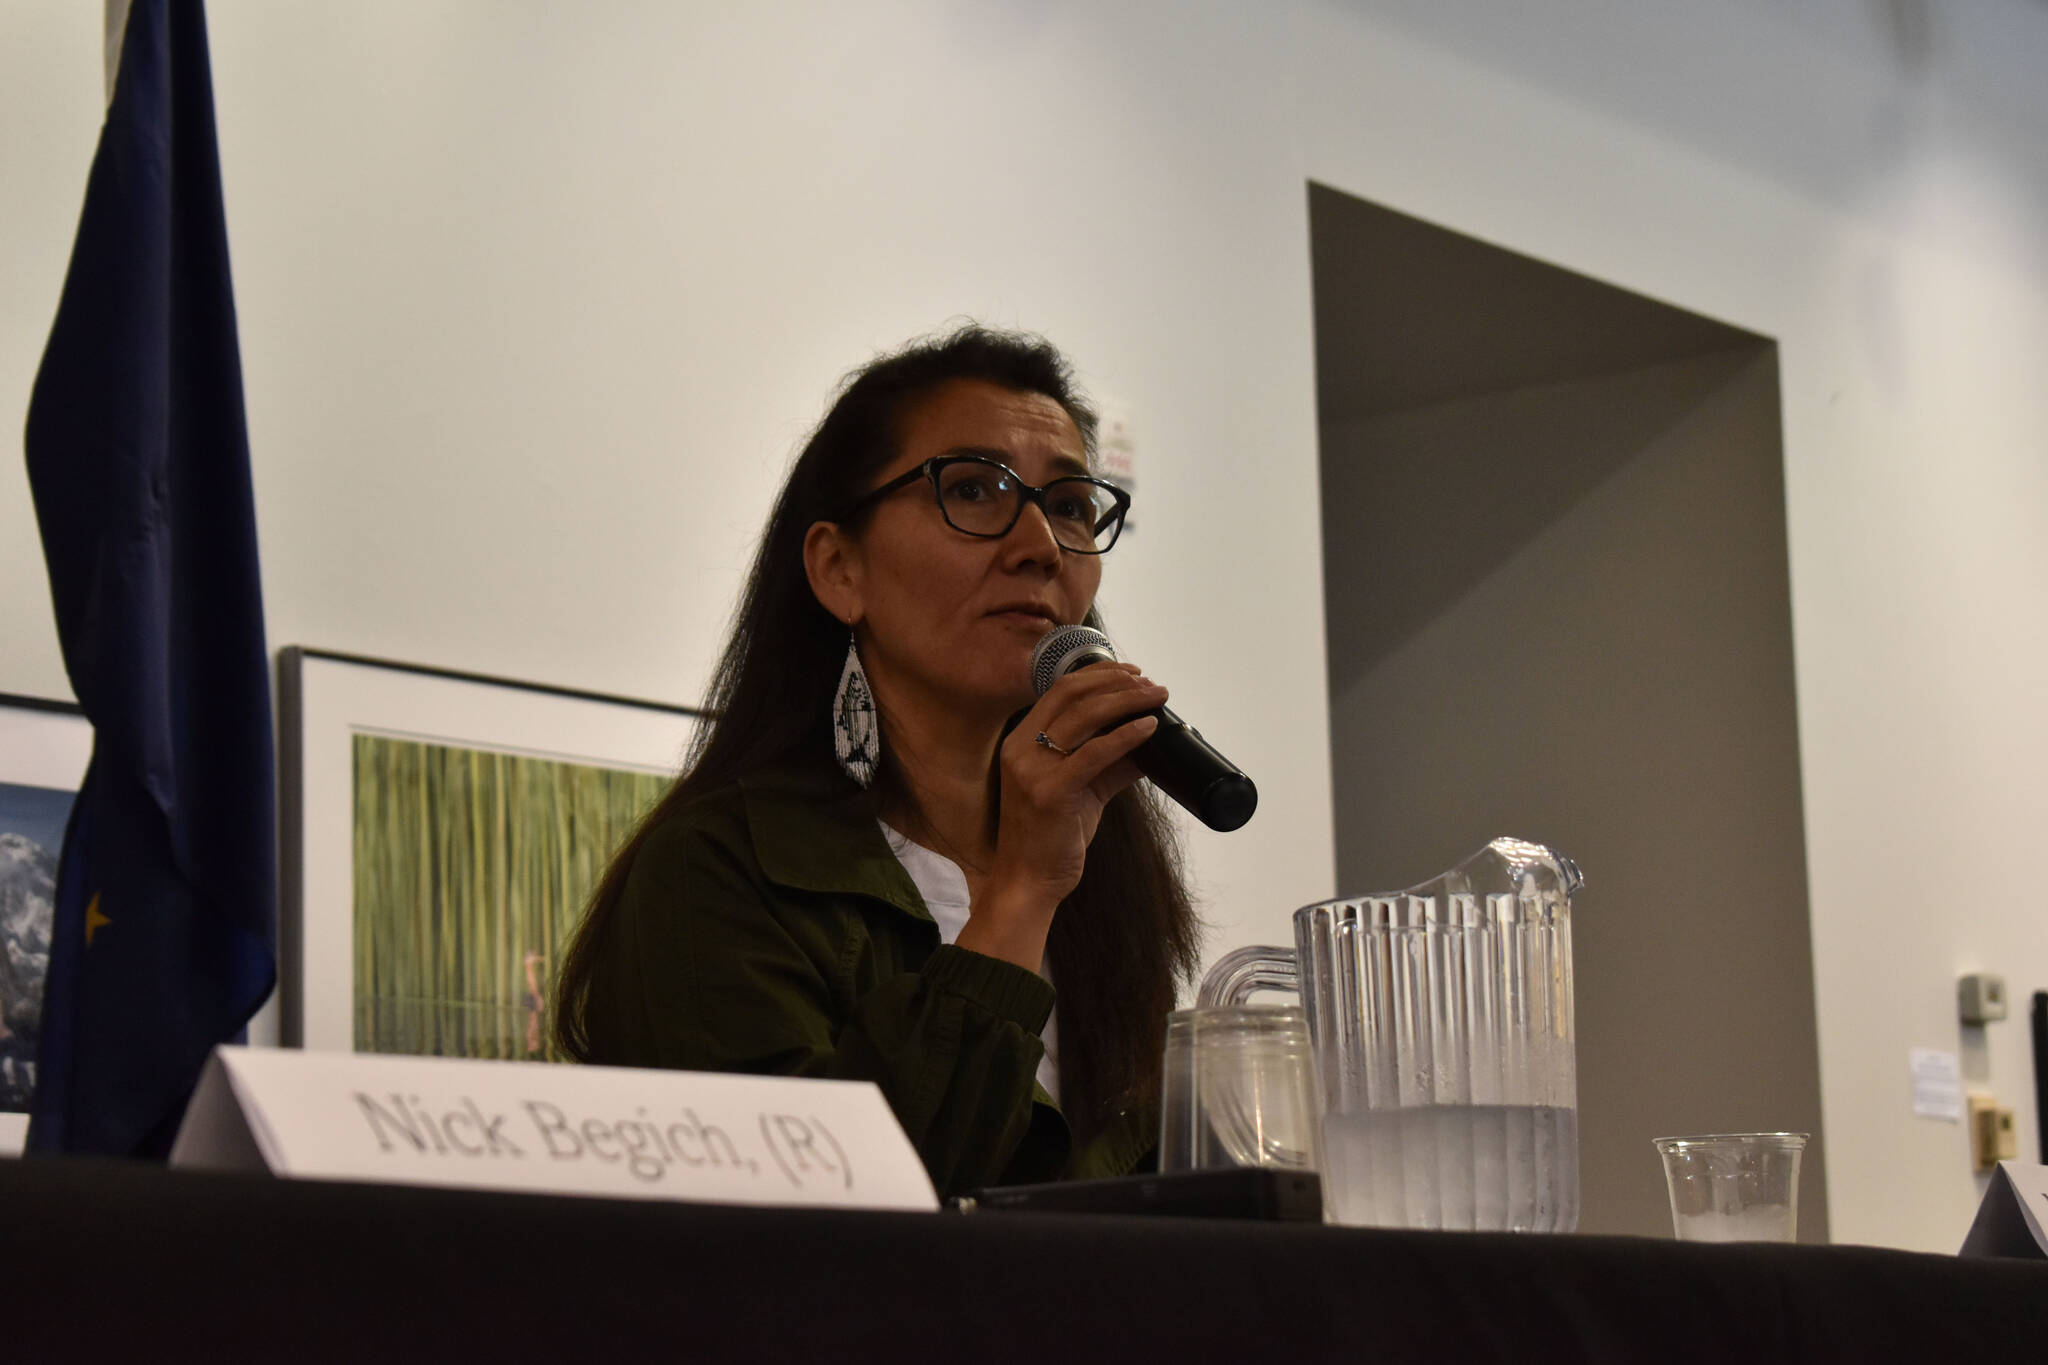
[832,629,879,788]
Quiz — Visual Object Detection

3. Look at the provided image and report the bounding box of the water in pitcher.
[1320,1104,1580,1232]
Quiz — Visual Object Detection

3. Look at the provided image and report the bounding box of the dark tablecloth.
[4,1157,2042,1362]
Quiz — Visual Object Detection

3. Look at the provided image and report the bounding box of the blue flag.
[23,0,276,1157]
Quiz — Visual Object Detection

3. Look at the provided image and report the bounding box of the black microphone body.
[1029,626,1258,833]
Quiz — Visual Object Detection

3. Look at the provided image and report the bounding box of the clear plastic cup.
[1653,1132,1808,1242]
[1159,1006,1318,1173]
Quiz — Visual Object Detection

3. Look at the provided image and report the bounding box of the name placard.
[1960,1160,2048,1259]
[169,1047,938,1212]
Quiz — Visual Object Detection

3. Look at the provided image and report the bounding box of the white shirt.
[879,822,1061,1104]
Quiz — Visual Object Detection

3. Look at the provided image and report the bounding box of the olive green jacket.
[580,759,1156,1199]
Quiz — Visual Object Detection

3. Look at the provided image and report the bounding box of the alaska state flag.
[23,0,276,1157]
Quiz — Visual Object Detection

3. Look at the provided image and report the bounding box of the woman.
[554,326,1201,1198]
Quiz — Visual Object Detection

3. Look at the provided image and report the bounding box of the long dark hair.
[554,324,1201,1138]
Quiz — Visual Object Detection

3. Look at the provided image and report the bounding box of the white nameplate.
[169,1047,938,1212]
[1960,1160,2048,1259]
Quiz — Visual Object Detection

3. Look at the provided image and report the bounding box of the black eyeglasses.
[836,455,1132,554]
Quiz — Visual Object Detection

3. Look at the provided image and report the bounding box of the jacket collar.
[738,760,934,925]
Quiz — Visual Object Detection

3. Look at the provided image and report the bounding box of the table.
[5,1157,2043,1362]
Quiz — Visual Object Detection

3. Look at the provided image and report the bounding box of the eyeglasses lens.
[934,461,1122,552]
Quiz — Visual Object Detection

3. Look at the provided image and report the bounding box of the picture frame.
[280,647,702,1059]
[0,692,92,1156]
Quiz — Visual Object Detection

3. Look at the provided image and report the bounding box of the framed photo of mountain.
[280,648,700,1064]
[0,693,91,1155]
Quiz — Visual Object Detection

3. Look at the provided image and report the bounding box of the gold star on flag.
[85,893,111,947]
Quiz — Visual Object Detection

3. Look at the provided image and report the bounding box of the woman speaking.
[553,326,1201,1198]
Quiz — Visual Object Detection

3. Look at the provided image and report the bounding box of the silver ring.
[1034,731,1074,757]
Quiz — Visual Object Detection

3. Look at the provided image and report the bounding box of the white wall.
[5,0,2045,1252]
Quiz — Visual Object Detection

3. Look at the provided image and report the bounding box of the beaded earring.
[832,631,879,788]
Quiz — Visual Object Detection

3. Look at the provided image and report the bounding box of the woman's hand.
[954,663,1165,971]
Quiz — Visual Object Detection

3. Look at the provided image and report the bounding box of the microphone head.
[1030,624,1118,696]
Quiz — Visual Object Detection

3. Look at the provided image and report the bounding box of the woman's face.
[830,378,1102,723]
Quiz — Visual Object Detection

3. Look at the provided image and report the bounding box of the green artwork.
[352,733,667,1060]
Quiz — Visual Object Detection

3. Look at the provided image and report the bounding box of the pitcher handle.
[1196,944,1300,1008]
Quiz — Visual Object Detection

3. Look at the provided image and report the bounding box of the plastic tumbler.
[1653,1132,1808,1242]
[1159,1006,1318,1173]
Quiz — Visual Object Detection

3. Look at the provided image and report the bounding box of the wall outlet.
[1968,1092,2019,1171]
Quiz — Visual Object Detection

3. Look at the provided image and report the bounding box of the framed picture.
[0,693,92,1155]
[281,648,701,1062]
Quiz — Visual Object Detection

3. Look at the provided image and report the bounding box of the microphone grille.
[1030,624,1118,696]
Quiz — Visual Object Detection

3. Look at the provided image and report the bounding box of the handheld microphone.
[1029,625,1257,832]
